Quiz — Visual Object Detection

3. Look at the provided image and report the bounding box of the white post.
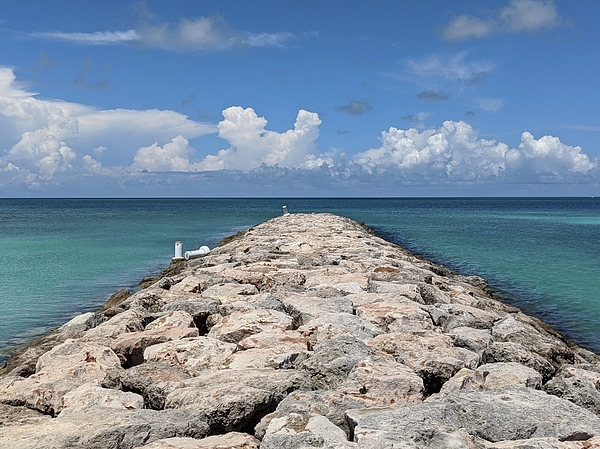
[173,241,184,260]
[282,206,290,216]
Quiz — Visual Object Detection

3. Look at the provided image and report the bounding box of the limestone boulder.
[0,405,209,449]
[260,413,358,449]
[111,327,199,367]
[446,326,493,354]
[143,336,237,376]
[102,362,191,410]
[347,387,600,447]
[134,433,260,449]
[299,336,373,390]
[85,308,146,340]
[297,312,381,345]
[255,390,365,440]
[221,330,310,370]
[62,383,144,410]
[164,368,308,433]
[0,339,121,415]
[356,301,434,334]
[368,331,480,394]
[492,316,574,366]
[207,309,293,343]
[432,362,542,400]
[337,356,424,407]
[277,292,353,327]
[482,341,557,381]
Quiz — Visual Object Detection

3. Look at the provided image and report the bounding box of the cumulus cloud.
[442,0,563,41]
[336,99,373,116]
[195,106,323,171]
[33,14,296,52]
[131,136,199,172]
[351,121,596,182]
[0,66,215,187]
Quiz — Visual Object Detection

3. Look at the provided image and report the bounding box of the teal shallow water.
[1,198,599,364]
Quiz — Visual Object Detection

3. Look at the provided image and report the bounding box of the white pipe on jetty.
[185,245,210,260]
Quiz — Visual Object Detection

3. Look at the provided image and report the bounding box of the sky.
[1,0,599,197]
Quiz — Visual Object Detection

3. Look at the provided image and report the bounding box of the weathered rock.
[544,375,600,416]
[111,327,199,367]
[297,312,381,344]
[277,292,353,327]
[356,301,434,334]
[85,308,146,340]
[143,336,237,375]
[255,390,365,440]
[492,315,574,367]
[368,331,480,394]
[482,341,556,381]
[102,362,192,410]
[347,387,600,447]
[201,283,258,302]
[0,405,209,449]
[135,433,260,449]
[62,383,144,410]
[260,413,358,449]
[207,309,293,343]
[338,355,424,406]
[222,330,310,370]
[164,368,308,433]
[299,336,373,390]
[446,326,493,354]
[432,362,542,400]
[0,339,121,415]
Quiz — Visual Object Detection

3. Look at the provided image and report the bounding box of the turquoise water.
[1,198,599,364]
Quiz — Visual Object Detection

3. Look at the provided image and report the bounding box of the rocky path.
[1,213,600,448]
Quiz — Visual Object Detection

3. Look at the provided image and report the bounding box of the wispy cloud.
[408,52,494,85]
[335,99,373,116]
[417,91,450,101]
[442,0,563,42]
[32,14,298,52]
[36,30,140,45]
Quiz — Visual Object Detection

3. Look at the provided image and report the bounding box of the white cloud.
[196,106,322,171]
[443,0,563,41]
[131,136,199,172]
[352,121,596,182]
[35,30,140,45]
[408,52,494,86]
[0,66,215,185]
[33,15,296,52]
[476,97,504,112]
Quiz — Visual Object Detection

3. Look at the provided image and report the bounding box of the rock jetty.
[2,212,600,448]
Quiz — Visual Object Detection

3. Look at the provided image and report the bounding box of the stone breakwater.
[1,213,600,448]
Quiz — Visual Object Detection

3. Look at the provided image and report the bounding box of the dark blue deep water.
[1,198,599,364]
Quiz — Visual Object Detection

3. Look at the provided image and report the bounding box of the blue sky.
[1,0,599,197]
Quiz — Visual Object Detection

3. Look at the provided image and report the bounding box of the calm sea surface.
[1,198,599,364]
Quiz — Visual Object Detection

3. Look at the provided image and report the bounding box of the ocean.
[1,198,599,364]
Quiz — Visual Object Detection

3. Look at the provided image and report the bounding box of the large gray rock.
[255,390,365,440]
[299,336,373,390]
[260,413,358,449]
[164,368,308,433]
[347,387,600,447]
[134,433,260,449]
[0,405,209,449]
[0,339,121,415]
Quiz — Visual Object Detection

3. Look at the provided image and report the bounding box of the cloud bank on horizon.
[1,0,599,196]
[1,66,596,195]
